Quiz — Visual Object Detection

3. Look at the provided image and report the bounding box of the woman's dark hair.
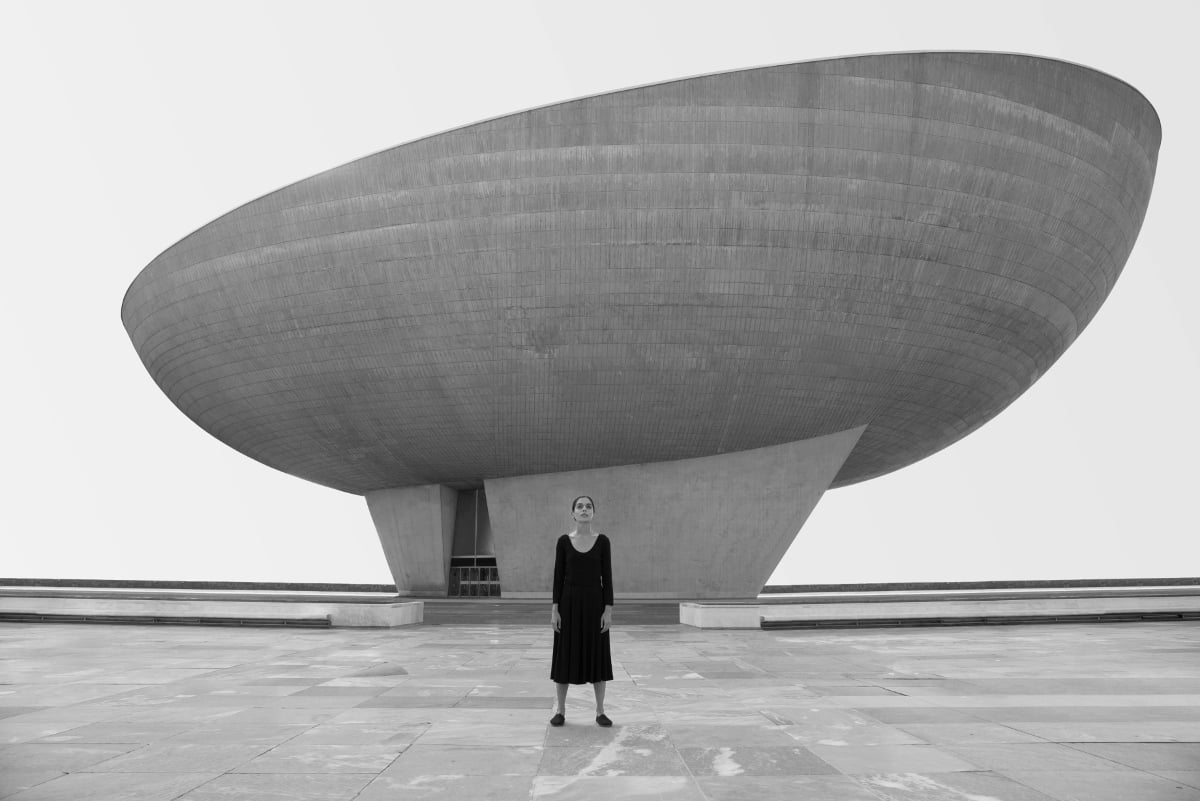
[571,495,595,512]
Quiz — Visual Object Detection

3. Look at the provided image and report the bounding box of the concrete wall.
[366,485,457,594]
[451,490,494,556]
[0,593,424,627]
[486,427,864,599]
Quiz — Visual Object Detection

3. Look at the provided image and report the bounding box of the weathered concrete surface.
[758,593,1200,626]
[486,427,864,599]
[4,620,1200,800]
[366,485,457,594]
[681,602,763,628]
[682,588,1200,629]
[122,52,1160,496]
[0,591,423,627]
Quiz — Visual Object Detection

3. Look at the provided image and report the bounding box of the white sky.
[2,0,1196,587]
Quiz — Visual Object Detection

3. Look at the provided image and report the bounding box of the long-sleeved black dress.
[551,533,614,685]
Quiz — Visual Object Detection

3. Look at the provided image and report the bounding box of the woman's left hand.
[600,606,612,633]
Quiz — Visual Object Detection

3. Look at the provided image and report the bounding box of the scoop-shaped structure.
[123,52,1159,598]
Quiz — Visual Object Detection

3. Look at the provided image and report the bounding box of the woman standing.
[550,495,613,726]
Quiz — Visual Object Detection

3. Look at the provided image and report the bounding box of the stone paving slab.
[1004,769,1200,800]
[2,620,1200,799]
[0,771,220,801]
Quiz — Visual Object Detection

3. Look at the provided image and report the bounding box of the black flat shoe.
[596,713,612,727]
[550,712,565,727]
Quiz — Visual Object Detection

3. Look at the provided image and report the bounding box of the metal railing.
[448,566,501,597]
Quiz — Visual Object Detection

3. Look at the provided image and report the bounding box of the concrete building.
[122,52,1160,599]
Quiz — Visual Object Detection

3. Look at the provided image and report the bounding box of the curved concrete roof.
[122,52,1160,494]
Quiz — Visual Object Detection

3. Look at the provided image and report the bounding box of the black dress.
[551,533,614,685]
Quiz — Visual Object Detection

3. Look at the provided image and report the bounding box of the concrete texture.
[683,588,1200,628]
[681,602,764,628]
[450,489,493,557]
[758,592,1200,627]
[0,592,684,627]
[0,592,423,628]
[366,485,457,594]
[122,52,1159,496]
[487,427,864,598]
[5,586,1196,630]
[4,619,1200,800]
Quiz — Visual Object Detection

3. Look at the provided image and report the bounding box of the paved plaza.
[2,618,1199,800]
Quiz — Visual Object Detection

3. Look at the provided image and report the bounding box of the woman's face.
[572,496,594,523]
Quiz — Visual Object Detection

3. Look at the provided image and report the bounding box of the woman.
[550,494,614,727]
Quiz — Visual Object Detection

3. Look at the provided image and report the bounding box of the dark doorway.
[447,488,500,596]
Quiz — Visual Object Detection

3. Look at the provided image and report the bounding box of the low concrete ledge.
[0,590,423,628]
[683,587,1200,629]
[680,602,762,628]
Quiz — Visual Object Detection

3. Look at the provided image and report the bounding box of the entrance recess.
[448,488,500,597]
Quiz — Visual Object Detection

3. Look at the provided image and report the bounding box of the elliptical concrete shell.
[122,52,1160,494]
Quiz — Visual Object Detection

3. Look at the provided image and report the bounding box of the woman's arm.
[600,535,614,632]
[601,534,614,607]
[552,535,565,605]
[551,536,564,631]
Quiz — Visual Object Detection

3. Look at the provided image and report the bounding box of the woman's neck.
[572,522,595,537]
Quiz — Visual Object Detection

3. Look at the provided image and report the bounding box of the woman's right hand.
[551,608,561,632]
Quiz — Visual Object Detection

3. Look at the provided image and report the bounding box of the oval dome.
[122,51,1160,494]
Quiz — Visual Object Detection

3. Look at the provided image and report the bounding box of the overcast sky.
[3,0,1196,588]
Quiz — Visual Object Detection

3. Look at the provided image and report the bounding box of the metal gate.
[448,559,500,597]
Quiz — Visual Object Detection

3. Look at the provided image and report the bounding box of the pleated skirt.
[551,586,613,684]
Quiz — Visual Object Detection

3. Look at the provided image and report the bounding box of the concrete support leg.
[486,426,866,599]
[366,484,458,595]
